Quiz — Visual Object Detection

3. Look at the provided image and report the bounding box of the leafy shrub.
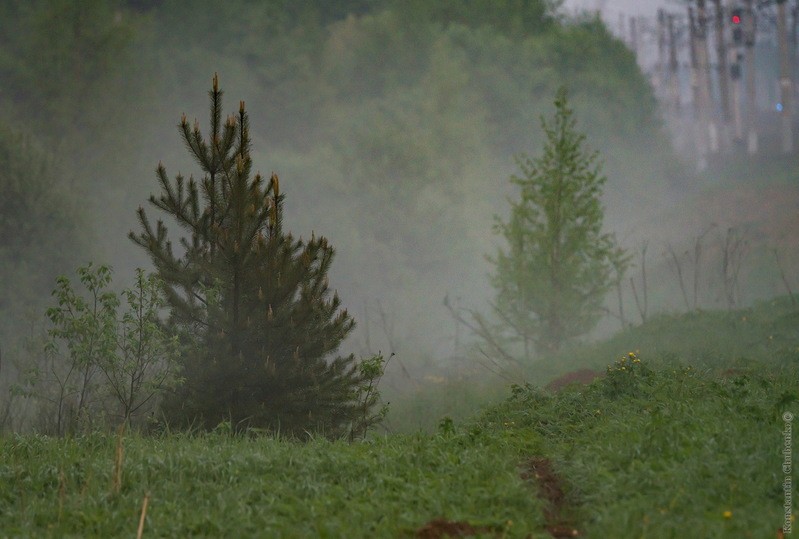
[22,264,181,434]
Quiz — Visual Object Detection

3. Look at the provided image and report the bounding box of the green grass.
[2,300,797,537]
[0,428,546,537]
[536,295,799,378]
[384,295,799,433]
[480,356,798,537]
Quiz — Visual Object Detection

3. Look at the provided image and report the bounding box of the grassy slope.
[387,296,799,432]
[1,301,797,537]
[483,359,798,537]
[538,295,799,379]
[495,296,798,536]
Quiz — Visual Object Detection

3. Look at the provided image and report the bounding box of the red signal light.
[732,14,741,24]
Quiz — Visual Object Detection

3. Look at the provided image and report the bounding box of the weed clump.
[603,351,652,398]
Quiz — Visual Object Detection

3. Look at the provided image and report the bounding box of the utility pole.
[743,0,758,154]
[690,1,717,166]
[688,6,701,115]
[630,16,639,58]
[657,9,667,100]
[697,0,718,154]
[793,2,799,115]
[668,14,682,113]
[713,0,732,150]
[777,0,794,153]
[731,48,745,143]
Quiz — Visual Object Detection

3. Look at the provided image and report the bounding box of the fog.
[1,0,796,425]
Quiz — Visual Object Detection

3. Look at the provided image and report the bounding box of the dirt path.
[521,457,580,538]
[412,455,581,538]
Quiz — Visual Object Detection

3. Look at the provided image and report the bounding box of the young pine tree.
[131,75,373,436]
[480,87,627,358]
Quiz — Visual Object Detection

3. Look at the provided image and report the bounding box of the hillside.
[385,295,799,433]
[2,334,795,537]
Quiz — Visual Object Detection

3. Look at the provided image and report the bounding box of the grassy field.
[1,300,797,537]
[0,425,546,537]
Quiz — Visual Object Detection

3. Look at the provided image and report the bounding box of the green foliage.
[480,87,627,358]
[0,0,678,368]
[0,125,87,345]
[25,264,181,434]
[0,1,154,295]
[2,352,795,537]
[602,351,653,398]
[0,0,133,143]
[392,295,799,436]
[351,353,391,440]
[526,295,799,385]
[131,77,376,437]
[393,0,560,37]
[478,357,799,537]
[42,264,118,434]
[0,430,543,536]
[177,6,670,357]
[437,415,456,435]
[107,268,183,424]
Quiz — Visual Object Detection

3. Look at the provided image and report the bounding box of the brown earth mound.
[545,369,603,393]
[415,518,495,538]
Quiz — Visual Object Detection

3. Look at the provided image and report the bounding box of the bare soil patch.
[414,518,496,538]
[545,369,603,393]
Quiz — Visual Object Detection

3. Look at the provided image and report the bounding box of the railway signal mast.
[776,0,794,153]
[742,0,758,154]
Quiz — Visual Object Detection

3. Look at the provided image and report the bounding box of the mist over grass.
[385,294,799,433]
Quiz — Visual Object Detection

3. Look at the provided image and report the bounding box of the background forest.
[0,0,793,431]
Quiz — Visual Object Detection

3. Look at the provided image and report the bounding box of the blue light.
[776,103,784,112]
